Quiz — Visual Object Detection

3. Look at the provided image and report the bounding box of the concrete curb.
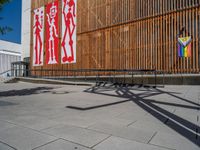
[4,74,200,85]
[13,77,94,86]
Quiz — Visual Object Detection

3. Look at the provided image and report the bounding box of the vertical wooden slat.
[30,0,200,75]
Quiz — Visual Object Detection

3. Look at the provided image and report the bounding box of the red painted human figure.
[46,2,58,64]
[62,0,76,63]
[33,11,43,65]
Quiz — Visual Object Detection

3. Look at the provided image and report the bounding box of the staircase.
[0,76,6,83]
[0,77,15,83]
[0,70,13,83]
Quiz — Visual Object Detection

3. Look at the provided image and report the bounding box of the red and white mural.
[61,0,77,64]
[33,7,44,66]
[46,1,59,65]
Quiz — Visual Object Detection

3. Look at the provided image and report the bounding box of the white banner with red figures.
[33,6,44,66]
[46,1,59,65]
[61,0,77,64]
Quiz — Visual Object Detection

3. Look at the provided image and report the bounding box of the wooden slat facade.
[31,0,200,74]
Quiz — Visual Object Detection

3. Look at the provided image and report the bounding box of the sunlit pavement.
[0,82,199,150]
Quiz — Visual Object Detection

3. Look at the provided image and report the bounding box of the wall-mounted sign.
[33,6,44,66]
[61,0,77,64]
[46,1,59,65]
[178,36,192,58]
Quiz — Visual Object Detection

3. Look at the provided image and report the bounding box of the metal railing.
[0,70,12,77]
[7,68,164,87]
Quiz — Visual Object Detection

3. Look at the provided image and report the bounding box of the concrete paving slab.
[56,107,135,128]
[174,109,199,125]
[47,109,82,119]
[78,105,128,118]
[6,115,60,131]
[66,92,128,109]
[94,136,169,150]
[0,142,15,150]
[88,123,156,143]
[50,115,99,128]
[149,132,200,150]
[43,124,110,148]
[153,103,176,113]
[51,109,134,128]
[93,117,134,127]
[0,126,57,150]
[34,139,92,150]
[129,119,177,135]
[0,83,199,150]
[116,110,148,122]
[0,111,20,121]
[138,113,168,123]
[111,100,144,110]
[0,120,16,132]
[165,119,200,146]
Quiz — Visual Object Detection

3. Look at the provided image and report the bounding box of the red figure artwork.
[46,1,59,65]
[62,0,77,64]
[33,7,44,66]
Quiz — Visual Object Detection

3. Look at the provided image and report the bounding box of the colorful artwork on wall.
[33,6,44,66]
[61,0,77,64]
[178,36,192,58]
[46,1,59,65]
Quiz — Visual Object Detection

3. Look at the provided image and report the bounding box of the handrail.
[26,68,159,73]
[0,70,11,76]
[5,68,165,87]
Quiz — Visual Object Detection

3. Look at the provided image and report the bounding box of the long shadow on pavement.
[0,87,55,98]
[0,101,18,106]
[84,85,200,146]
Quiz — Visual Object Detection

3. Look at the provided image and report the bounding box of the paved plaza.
[0,82,199,150]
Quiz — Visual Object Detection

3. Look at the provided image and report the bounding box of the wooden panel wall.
[31,0,200,74]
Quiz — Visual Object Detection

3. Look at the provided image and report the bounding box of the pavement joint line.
[164,109,176,124]
[114,111,127,118]
[91,135,112,149]
[31,138,60,150]
[126,120,138,127]
[149,143,176,150]
[85,123,100,130]
[147,131,157,144]
[85,127,113,136]
[92,134,177,150]
[0,140,17,150]
[42,123,96,132]
[0,119,26,128]
[30,127,100,149]
[68,124,114,136]
[40,123,66,131]
[41,120,98,131]
[60,138,95,150]
[0,119,59,139]
[87,127,159,146]
[39,123,113,144]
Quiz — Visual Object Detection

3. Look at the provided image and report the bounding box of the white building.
[0,40,21,74]
[21,0,31,59]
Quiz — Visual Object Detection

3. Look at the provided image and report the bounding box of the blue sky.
[0,0,22,44]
